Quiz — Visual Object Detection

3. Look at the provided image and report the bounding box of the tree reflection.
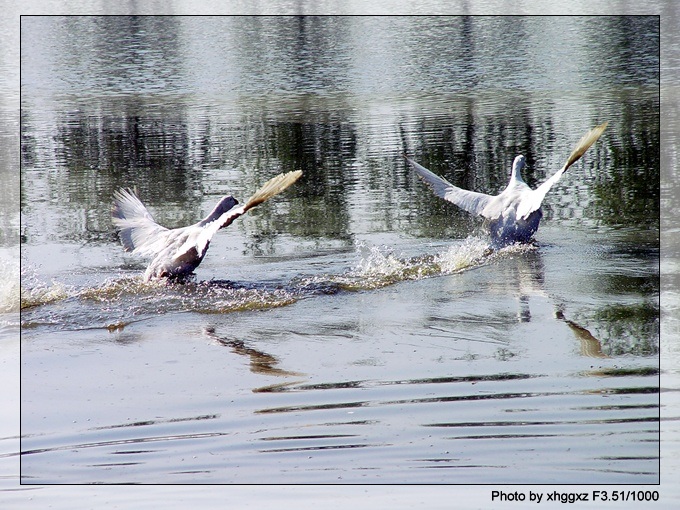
[592,302,660,356]
[20,106,205,245]
[590,100,660,228]
[20,16,660,248]
[20,16,659,321]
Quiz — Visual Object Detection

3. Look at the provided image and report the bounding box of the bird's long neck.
[511,165,525,184]
[199,196,239,226]
[508,156,527,187]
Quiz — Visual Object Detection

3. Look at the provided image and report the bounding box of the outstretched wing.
[239,170,304,214]
[185,170,303,259]
[516,122,608,220]
[112,188,174,257]
[404,155,493,217]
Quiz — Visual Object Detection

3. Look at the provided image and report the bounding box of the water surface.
[18,15,660,484]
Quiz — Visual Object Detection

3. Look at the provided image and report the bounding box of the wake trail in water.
[19,236,535,331]
[20,273,298,331]
[294,235,524,293]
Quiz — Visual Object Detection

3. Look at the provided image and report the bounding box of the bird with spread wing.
[404,122,608,247]
[112,170,302,281]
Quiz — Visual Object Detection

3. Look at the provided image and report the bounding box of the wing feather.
[112,188,173,257]
[404,156,493,217]
[516,122,608,219]
[182,170,303,259]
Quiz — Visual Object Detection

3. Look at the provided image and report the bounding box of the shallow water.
[16,15,660,485]
[20,234,660,484]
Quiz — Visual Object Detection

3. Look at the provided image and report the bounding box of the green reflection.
[590,101,660,229]
[592,302,660,356]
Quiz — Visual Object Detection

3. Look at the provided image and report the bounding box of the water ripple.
[20,238,508,332]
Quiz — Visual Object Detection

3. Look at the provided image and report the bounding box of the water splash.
[294,236,495,293]
[350,243,429,287]
[0,253,20,313]
[19,263,71,310]
[349,236,493,287]
[434,236,492,274]
[19,237,534,332]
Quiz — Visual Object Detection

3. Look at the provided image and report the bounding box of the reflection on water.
[555,309,608,359]
[204,326,303,378]
[18,15,659,484]
[19,16,660,249]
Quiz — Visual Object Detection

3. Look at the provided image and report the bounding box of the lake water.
[11,13,664,494]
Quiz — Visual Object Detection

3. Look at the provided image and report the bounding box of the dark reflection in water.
[591,100,660,226]
[92,414,220,431]
[592,303,660,356]
[20,16,660,245]
[265,119,357,242]
[256,380,659,416]
[204,326,303,378]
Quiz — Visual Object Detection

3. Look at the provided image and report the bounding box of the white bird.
[404,122,608,247]
[112,170,302,281]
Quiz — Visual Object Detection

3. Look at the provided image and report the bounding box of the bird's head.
[199,195,239,226]
[216,195,239,212]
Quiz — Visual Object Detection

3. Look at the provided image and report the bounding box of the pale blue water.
[5,10,668,505]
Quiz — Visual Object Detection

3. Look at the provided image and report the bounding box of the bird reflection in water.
[555,309,608,358]
[495,247,607,358]
[203,326,304,388]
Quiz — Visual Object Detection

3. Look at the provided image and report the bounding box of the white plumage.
[112,170,302,281]
[405,122,608,247]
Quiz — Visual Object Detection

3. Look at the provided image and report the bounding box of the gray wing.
[404,156,493,217]
[112,188,175,257]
